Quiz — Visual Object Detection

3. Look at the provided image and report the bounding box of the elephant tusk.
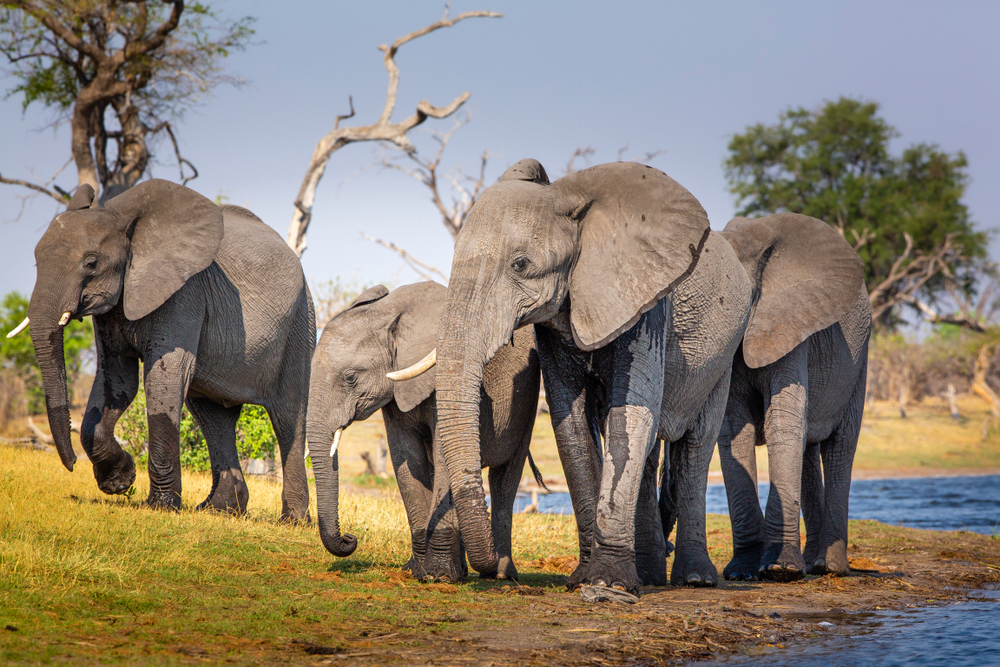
[304,441,310,460]
[6,316,29,338]
[386,348,436,381]
[58,312,72,326]
[330,428,342,457]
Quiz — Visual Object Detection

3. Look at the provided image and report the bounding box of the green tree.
[725,97,988,328]
[0,0,254,203]
[0,291,93,412]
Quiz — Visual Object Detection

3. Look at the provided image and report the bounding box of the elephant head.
[307,282,442,558]
[394,159,711,574]
[720,213,865,368]
[19,179,223,472]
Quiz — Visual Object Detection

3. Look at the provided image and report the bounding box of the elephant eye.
[510,257,529,274]
[343,370,358,387]
[83,256,98,271]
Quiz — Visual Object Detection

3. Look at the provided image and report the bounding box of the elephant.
[308,281,540,581]
[14,180,315,520]
[390,158,760,593]
[716,213,871,582]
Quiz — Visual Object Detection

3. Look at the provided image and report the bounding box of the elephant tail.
[527,451,549,493]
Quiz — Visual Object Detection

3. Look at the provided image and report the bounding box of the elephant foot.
[93,450,136,496]
[278,504,311,525]
[808,542,850,576]
[571,550,641,595]
[402,557,427,579]
[670,545,718,588]
[724,546,764,581]
[145,487,181,511]
[419,558,467,584]
[479,555,519,582]
[636,553,667,587]
[197,469,249,515]
[802,539,822,568]
[758,543,806,582]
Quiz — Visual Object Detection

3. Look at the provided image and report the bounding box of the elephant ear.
[66,184,96,211]
[349,285,390,308]
[107,179,224,321]
[498,159,550,185]
[720,213,865,368]
[388,282,446,412]
[552,162,711,351]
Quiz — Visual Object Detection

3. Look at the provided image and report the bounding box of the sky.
[2,0,999,300]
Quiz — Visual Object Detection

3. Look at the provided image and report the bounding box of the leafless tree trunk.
[286,9,501,257]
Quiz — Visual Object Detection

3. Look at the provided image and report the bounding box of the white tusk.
[329,428,342,457]
[304,441,310,460]
[58,312,71,326]
[386,348,437,382]
[6,317,29,338]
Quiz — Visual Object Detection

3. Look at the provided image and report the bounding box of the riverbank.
[2,443,999,666]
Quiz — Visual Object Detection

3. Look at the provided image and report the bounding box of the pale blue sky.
[2,0,998,298]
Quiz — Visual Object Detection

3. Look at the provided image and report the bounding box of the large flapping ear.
[720,213,865,368]
[498,159,550,185]
[350,285,390,309]
[388,282,446,412]
[552,162,711,351]
[66,184,97,211]
[106,179,224,321]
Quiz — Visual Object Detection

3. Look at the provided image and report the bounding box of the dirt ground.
[259,523,1000,667]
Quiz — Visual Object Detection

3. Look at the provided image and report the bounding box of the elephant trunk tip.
[322,532,358,558]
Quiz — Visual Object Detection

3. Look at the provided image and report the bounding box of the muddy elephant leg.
[759,370,808,582]
[421,434,467,583]
[80,346,139,496]
[143,346,197,510]
[186,398,247,514]
[535,325,603,590]
[634,439,667,586]
[801,442,824,567]
[719,385,766,581]
[812,362,865,576]
[669,367,731,588]
[383,410,435,578]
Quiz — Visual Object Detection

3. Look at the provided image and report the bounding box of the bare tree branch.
[158,121,198,186]
[286,10,502,257]
[869,233,965,323]
[565,147,595,175]
[360,232,447,283]
[0,155,74,209]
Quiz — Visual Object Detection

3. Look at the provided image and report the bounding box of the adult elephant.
[13,180,314,520]
[393,159,753,592]
[308,281,540,582]
[716,213,870,582]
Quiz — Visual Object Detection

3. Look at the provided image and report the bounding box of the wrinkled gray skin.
[308,281,539,582]
[27,180,314,520]
[716,213,871,582]
[434,159,756,593]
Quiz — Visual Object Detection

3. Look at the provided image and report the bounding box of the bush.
[115,370,278,471]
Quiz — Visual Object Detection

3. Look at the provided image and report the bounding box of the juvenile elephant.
[393,159,755,592]
[308,281,540,581]
[15,180,314,520]
[717,213,870,581]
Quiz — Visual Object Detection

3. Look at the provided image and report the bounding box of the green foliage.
[115,373,277,471]
[0,292,93,413]
[725,97,987,327]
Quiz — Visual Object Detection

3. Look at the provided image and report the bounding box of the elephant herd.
[15,159,870,595]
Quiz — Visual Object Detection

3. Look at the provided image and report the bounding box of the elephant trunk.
[436,275,513,575]
[27,302,76,471]
[307,388,357,558]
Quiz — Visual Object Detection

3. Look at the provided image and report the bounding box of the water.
[508,475,1000,665]
[706,590,1000,667]
[514,474,1000,535]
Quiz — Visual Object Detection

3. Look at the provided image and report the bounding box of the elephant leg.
[669,367,730,588]
[484,458,524,581]
[801,441,825,567]
[759,371,808,582]
[535,325,603,590]
[718,390,766,581]
[185,398,246,514]
[80,346,138,496]
[383,410,435,578]
[143,345,197,510]
[634,439,667,586]
[266,397,310,523]
[811,362,865,576]
[421,435,467,583]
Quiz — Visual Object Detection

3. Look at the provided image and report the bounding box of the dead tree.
[285,9,501,258]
